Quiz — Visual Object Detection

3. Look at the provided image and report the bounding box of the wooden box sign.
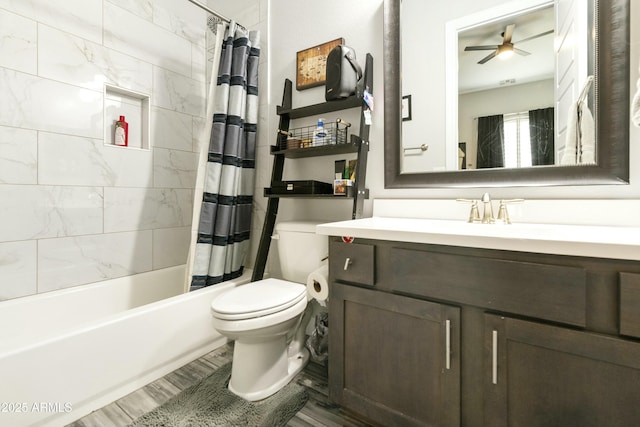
[296,38,344,90]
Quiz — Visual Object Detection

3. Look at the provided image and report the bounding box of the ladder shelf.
[251,53,373,282]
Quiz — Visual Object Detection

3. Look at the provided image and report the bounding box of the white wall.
[267,0,640,224]
[0,0,264,301]
[266,0,384,223]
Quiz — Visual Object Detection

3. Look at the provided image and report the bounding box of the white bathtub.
[0,265,251,427]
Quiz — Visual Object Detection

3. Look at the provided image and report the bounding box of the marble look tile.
[0,126,37,184]
[103,143,153,186]
[0,68,103,139]
[104,2,192,78]
[151,107,193,152]
[152,226,190,269]
[152,67,206,117]
[153,148,198,189]
[192,42,207,82]
[0,0,102,44]
[104,188,193,233]
[106,0,152,22]
[38,24,153,93]
[38,132,153,187]
[0,185,103,241]
[192,116,207,153]
[105,95,147,149]
[153,0,207,46]
[0,8,37,74]
[0,241,37,301]
[38,231,153,292]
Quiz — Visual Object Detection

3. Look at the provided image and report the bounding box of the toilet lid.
[211,278,307,320]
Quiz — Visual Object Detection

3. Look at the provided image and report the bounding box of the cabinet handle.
[492,330,498,385]
[343,257,352,271]
[445,320,451,370]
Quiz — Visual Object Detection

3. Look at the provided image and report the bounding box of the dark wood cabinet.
[329,282,460,427]
[484,314,640,427]
[328,237,640,427]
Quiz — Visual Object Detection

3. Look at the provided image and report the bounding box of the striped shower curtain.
[189,22,260,291]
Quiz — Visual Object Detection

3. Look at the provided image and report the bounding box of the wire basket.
[279,120,349,150]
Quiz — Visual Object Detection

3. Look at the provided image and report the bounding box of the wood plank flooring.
[67,343,373,427]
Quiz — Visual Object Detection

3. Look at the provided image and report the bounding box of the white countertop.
[316,217,640,261]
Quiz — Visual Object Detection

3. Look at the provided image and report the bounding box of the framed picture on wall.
[296,38,344,90]
[402,95,412,121]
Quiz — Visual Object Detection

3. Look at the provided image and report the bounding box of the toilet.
[210,221,328,401]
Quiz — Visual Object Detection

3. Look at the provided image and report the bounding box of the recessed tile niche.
[104,84,150,150]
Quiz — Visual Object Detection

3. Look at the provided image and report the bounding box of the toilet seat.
[211,278,307,321]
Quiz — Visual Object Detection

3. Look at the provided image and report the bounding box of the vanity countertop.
[316,217,640,261]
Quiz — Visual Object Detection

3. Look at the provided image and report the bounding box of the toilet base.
[228,337,310,401]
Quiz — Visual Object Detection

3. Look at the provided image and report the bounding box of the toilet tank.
[274,221,328,283]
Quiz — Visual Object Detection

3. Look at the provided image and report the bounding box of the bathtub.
[0,265,251,427]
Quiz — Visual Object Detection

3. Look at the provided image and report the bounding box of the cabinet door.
[484,314,640,427]
[329,283,460,427]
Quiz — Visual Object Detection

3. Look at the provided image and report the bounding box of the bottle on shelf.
[114,115,128,147]
[313,118,328,146]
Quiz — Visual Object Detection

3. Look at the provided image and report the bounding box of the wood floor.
[67,342,373,427]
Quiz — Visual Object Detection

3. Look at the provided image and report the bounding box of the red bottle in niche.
[115,115,129,147]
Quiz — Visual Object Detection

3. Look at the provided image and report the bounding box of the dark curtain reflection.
[476,115,504,168]
[529,107,554,165]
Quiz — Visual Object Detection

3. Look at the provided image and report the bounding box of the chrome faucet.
[480,193,495,224]
[457,193,493,223]
[456,198,481,223]
[495,199,525,224]
[458,194,524,224]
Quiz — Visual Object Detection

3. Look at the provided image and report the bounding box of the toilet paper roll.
[306,264,329,307]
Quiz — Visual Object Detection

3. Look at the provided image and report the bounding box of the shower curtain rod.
[185,0,246,29]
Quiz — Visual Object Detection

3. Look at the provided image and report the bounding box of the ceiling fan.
[464,24,553,64]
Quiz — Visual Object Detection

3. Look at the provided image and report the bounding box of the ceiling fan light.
[497,44,514,59]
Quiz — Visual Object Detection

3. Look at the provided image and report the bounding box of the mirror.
[451,2,558,171]
[383,0,629,188]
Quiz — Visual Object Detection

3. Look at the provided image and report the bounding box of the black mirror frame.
[383,0,630,188]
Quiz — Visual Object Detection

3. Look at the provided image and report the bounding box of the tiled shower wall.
[0,0,265,301]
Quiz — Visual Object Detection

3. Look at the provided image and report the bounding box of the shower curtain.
[187,20,261,291]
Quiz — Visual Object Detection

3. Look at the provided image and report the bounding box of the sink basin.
[316,217,640,261]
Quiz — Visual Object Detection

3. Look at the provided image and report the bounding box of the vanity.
[317,211,640,427]
[334,0,637,424]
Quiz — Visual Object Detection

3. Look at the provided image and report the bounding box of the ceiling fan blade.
[514,47,531,56]
[478,51,497,64]
[503,24,515,44]
[465,45,500,51]
[515,29,554,44]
